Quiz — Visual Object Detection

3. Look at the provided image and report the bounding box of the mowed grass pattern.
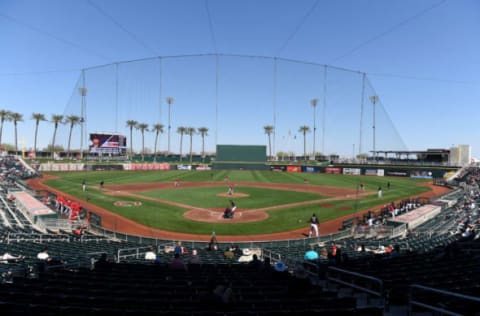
[140,186,326,209]
[44,170,430,235]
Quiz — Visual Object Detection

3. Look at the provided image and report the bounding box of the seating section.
[0,263,360,316]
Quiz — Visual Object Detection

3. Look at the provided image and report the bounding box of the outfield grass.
[44,170,430,235]
[140,186,326,209]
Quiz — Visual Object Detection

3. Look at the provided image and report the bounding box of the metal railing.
[409,284,480,316]
[89,223,354,247]
[117,245,159,263]
[327,266,385,308]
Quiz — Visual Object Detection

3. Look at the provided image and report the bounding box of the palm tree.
[310,98,319,160]
[136,123,149,161]
[11,112,23,154]
[177,126,186,161]
[299,125,311,161]
[186,127,196,164]
[152,123,164,161]
[126,120,138,159]
[197,127,209,162]
[31,113,46,158]
[50,114,64,158]
[263,125,274,160]
[0,110,11,147]
[65,115,81,159]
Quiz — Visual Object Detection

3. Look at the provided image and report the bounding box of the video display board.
[89,133,126,155]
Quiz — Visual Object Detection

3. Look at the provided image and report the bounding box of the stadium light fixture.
[369,95,379,161]
[166,96,175,156]
[310,98,319,160]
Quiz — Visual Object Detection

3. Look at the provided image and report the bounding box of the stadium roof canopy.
[373,149,450,155]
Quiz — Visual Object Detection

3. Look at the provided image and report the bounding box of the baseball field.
[36,170,434,237]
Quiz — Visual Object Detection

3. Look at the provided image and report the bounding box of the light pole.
[79,87,88,159]
[310,98,318,160]
[166,96,174,156]
[369,95,379,161]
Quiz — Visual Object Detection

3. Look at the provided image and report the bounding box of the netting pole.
[359,73,366,158]
[80,70,87,160]
[115,63,119,133]
[215,54,219,148]
[166,96,174,156]
[322,65,327,155]
[272,57,277,159]
[158,57,163,128]
[311,98,318,160]
[370,95,379,161]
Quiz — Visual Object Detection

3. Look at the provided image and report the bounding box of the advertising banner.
[377,169,385,177]
[325,167,341,174]
[302,166,319,173]
[177,164,192,170]
[386,170,409,177]
[196,165,212,171]
[270,165,286,172]
[410,170,433,179]
[89,133,126,155]
[286,166,302,173]
[127,163,170,171]
[343,168,361,175]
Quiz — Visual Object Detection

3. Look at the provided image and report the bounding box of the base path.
[26,176,451,242]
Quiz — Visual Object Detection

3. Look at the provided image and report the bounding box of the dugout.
[212,145,268,170]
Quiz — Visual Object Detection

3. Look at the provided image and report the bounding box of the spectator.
[248,254,262,270]
[289,264,311,296]
[170,253,187,271]
[304,245,319,261]
[1,253,25,263]
[37,247,50,261]
[389,245,401,258]
[232,244,243,257]
[213,281,235,304]
[273,261,289,280]
[174,241,186,256]
[224,247,234,261]
[207,232,218,251]
[188,249,202,265]
[145,246,157,261]
[73,226,84,238]
[95,253,112,271]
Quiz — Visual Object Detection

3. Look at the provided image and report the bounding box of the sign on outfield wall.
[124,163,170,171]
[343,168,361,175]
[302,166,319,173]
[286,166,302,172]
[365,169,384,176]
[410,170,433,179]
[195,165,212,171]
[386,171,409,177]
[271,165,286,172]
[177,164,192,170]
[325,167,342,174]
[39,163,84,171]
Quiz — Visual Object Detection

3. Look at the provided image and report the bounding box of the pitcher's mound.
[216,192,249,198]
[184,208,268,223]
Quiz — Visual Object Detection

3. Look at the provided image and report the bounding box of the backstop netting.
[58,54,407,160]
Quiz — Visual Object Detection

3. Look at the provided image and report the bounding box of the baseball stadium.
[1,2,479,315]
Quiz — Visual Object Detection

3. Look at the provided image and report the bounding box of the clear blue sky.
[0,0,479,157]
